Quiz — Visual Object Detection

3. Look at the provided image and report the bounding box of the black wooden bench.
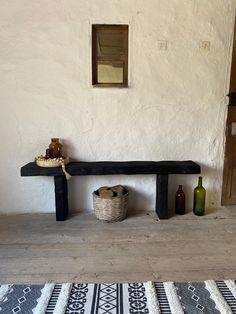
[21,160,200,221]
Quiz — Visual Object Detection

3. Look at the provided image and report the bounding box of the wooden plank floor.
[0,207,236,284]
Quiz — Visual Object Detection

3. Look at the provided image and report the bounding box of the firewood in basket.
[99,189,116,198]
[111,185,125,196]
[98,186,109,195]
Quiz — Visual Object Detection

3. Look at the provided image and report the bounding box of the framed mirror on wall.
[92,24,129,87]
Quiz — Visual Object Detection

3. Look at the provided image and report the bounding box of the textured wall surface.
[0,0,235,214]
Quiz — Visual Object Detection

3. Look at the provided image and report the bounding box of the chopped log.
[111,185,126,196]
[99,189,115,198]
[98,186,109,195]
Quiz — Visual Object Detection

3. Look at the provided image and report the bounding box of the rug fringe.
[225,280,236,300]
[32,283,55,314]
[52,283,72,314]
[144,281,160,314]
[0,285,12,303]
[205,280,232,314]
[163,282,184,314]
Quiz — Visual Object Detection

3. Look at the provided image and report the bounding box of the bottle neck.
[178,185,182,190]
[198,176,203,187]
[51,138,59,143]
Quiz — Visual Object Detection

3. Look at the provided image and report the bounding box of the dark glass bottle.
[45,148,51,159]
[175,185,185,215]
[49,138,62,158]
[193,176,206,216]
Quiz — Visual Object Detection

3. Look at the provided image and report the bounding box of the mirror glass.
[97,61,123,83]
[96,30,124,84]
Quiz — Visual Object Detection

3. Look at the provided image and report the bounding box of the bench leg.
[54,176,68,221]
[156,174,169,219]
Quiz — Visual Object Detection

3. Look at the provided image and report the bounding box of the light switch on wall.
[157,40,168,51]
[199,41,211,51]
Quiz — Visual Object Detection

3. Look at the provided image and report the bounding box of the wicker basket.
[93,188,128,222]
[35,157,69,168]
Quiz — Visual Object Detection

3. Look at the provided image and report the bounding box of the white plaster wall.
[0,0,235,214]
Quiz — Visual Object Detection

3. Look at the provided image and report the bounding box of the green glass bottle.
[193,176,206,216]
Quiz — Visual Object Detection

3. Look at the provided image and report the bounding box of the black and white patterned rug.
[0,280,236,313]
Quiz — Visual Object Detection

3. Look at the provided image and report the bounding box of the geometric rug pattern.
[0,280,236,313]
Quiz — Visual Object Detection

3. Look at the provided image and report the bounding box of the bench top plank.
[21,160,200,177]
